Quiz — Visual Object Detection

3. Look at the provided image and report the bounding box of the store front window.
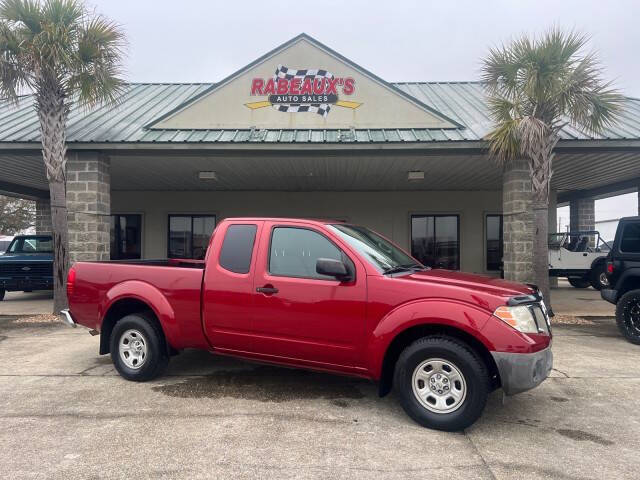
[168,215,216,259]
[111,214,142,260]
[486,214,503,271]
[411,215,460,269]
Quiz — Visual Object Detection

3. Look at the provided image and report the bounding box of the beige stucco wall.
[155,38,455,130]
[112,190,502,274]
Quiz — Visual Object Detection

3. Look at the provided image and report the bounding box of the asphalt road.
[0,316,638,479]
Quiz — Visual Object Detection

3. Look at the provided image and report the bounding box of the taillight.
[67,267,76,299]
[606,261,614,275]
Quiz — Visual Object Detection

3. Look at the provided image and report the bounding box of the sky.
[89,0,640,96]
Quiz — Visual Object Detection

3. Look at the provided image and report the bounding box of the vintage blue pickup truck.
[0,235,53,301]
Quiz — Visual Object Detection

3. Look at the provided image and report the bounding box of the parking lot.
[0,287,637,479]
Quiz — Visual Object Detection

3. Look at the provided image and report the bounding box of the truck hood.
[402,268,535,300]
[0,253,53,262]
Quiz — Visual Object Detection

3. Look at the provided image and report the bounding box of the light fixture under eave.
[198,171,218,180]
[407,171,425,181]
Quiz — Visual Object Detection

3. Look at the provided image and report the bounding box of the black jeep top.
[604,216,640,300]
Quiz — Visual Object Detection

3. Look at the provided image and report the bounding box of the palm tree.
[482,29,623,311]
[0,0,125,312]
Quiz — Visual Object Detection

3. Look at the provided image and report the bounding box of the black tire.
[394,336,490,431]
[0,289,4,301]
[616,290,640,345]
[589,263,609,290]
[568,277,590,288]
[110,312,169,381]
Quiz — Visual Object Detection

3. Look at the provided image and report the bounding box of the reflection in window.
[111,214,142,260]
[486,215,503,271]
[411,215,460,270]
[168,215,216,259]
[269,227,342,279]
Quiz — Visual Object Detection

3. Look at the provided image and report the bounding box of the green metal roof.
[0,81,639,145]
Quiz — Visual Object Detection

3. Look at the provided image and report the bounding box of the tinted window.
[269,227,342,279]
[620,223,640,253]
[111,214,142,260]
[411,215,460,269]
[168,215,216,259]
[219,224,257,274]
[486,215,503,271]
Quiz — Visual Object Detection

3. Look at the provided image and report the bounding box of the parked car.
[0,235,54,301]
[548,230,610,289]
[61,218,552,431]
[601,216,640,344]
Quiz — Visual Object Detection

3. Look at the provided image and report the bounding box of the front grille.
[0,262,53,277]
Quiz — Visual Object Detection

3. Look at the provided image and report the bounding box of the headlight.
[493,305,539,334]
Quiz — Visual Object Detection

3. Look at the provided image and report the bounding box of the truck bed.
[71,259,208,350]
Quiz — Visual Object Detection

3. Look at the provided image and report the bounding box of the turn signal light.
[606,262,614,274]
[67,267,76,299]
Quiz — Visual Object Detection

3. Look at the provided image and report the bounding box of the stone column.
[35,198,52,234]
[66,152,111,263]
[502,159,534,283]
[569,197,595,232]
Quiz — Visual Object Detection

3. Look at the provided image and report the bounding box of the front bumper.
[491,347,553,396]
[0,276,53,291]
[600,288,618,305]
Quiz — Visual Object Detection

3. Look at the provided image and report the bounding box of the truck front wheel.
[394,336,490,431]
[110,312,169,381]
[616,290,640,345]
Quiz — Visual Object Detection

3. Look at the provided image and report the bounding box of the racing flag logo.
[246,65,362,117]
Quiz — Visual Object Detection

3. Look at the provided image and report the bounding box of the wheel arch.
[590,256,606,270]
[376,323,500,398]
[99,294,173,356]
[616,270,640,298]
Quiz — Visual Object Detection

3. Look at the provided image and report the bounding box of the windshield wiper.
[383,264,426,275]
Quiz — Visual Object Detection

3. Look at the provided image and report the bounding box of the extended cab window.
[219,224,257,274]
[269,227,342,280]
[620,223,640,253]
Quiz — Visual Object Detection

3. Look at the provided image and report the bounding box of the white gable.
[152,36,459,130]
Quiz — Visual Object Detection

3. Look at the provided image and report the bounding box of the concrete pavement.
[1,315,639,479]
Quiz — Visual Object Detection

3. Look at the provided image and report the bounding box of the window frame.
[266,225,356,281]
[167,213,217,259]
[110,212,144,260]
[409,213,461,271]
[484,213,503,272]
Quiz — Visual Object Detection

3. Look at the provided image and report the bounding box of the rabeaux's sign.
[245,65,362,116]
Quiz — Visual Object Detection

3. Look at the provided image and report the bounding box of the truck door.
[250,222,367,368]
[201,221,263,352]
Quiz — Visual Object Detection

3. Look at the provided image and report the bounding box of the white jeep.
[548,231,611,290]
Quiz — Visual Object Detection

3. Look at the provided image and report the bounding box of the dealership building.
[1,33,639,282]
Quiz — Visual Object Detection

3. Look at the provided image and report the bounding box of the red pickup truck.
[61,218,552,431]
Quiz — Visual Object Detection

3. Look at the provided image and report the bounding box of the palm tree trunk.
[533,202,552,313]
[37,85,69,314]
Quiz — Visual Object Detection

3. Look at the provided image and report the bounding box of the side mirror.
[316,258,352,281]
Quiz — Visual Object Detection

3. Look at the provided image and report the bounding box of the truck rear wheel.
[394,336,489,431]
[589,263,609,290]
[616,290,640,345]
[568,277,590,288]
[110,312,169,381]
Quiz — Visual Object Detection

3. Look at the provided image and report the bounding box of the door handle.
[256,285,279,294]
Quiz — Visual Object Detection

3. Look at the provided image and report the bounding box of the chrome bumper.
[60,309,77,328]
[491,347,553,396]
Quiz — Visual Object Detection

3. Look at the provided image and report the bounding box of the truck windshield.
[328,224,424,273]
[7,236,53,254]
